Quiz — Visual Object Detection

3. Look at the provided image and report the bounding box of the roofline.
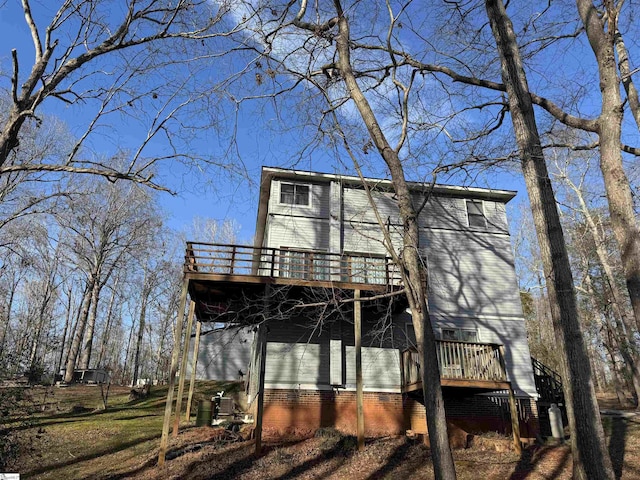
[254,166,517,248]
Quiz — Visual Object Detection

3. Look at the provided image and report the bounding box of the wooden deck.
[400,342,510,392]
[185,242,403,292]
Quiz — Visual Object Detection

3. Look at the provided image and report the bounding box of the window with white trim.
[343,254,387,284]
[280,182,311,206]
[466,199,486,228]
[279,248,329,280]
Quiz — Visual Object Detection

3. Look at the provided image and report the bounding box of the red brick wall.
[263,389,405,436]
[263,389,539,439]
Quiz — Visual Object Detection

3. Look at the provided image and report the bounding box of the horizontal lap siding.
[269,180,330,218]
[423,229,522,317]
[188,328,253,381]
[268,216,330,251]
[415,195,468,230]
[345,346,401,389]
[344,188,401,225]
[342,223,402,255]
[265,320,331,386]
[414,194,509,234]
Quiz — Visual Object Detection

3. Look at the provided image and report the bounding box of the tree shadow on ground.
[508,444,570,480]
[365,440,415,479]
[25,433,162,477]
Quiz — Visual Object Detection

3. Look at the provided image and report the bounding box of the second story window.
[280,183,310,206]
[466,199,486,228]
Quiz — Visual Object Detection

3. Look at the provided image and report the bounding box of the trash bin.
[196,399,213,427]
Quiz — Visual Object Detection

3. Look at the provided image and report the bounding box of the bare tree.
[0,0,245,188]
[484,1,613,477]
[60,181,161,382]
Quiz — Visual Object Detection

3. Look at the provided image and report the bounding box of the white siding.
[344,187,402,225]
[269,179,330,218]
[268,216,330,251]
[415,195,468,230]
[343,223,402,255]
[345,346,401,390]
[423,229,522,318]
[188,327,253,381]
[265,342,330,385]
[264,320,331,386]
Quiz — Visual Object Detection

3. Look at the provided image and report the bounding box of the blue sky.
[0,1,533,245]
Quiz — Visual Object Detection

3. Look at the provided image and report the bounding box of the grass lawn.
[5,384,640,479]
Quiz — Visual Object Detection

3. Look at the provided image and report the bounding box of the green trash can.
[196,399,213,427]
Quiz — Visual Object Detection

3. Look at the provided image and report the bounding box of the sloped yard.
[6,384,640,479]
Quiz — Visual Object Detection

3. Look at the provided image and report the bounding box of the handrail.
[184,242,403,287]
[401,341,507,387]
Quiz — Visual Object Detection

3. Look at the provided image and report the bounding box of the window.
[280,183,310,206]
[343,254,387,284]
[466,199,486,228]
[279,248,329,280]
[439,328,478,343]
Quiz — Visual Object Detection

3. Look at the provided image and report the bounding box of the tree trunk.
[132,280,150,387]
[97,281,118,368]
[0,277,17,367]
[332,5,456,478]
[577,0,640,338]
[29,274,56,372]
[155,304,174,382]
[569,177,640,403]
[64,275,95,382]
[56,286,74,377]
[78,280,103,369]
[485,1,614,478]
[122,317,136,386]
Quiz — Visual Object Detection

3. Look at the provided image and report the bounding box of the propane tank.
[549,403,564,441]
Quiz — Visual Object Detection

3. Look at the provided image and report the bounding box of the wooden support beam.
[254,284,271,455]
[173,300,195,437]
[158,278,189,466]
[185,320,202,422]
[354,289,365,451]
[254,322,268,454]
[507,383,522,455]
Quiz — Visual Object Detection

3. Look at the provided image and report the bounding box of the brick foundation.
[263,388,539,440]
[263,389,405,436]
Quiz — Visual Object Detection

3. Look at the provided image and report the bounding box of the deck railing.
[185,242,403,287]
[401,341,507,388]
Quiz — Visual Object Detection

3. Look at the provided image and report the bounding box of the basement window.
[280,183,311,206]
[440,328,478,343]
[466,199,486,228]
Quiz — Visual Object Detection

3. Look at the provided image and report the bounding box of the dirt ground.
[8,385,640,479]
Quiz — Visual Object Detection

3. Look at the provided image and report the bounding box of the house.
[184,166,541,441]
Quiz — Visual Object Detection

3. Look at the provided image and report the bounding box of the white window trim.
[465,199,487,229]
[279,181,312,207]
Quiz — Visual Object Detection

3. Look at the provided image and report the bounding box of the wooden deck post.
[158,278,189,466]
[254,322,268,454]
[255,285,270,455]
[185,320,202,422]
[354,289,365,451]
[507,383,522,454]
[498,345,522,454]
[173,300,196,437]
